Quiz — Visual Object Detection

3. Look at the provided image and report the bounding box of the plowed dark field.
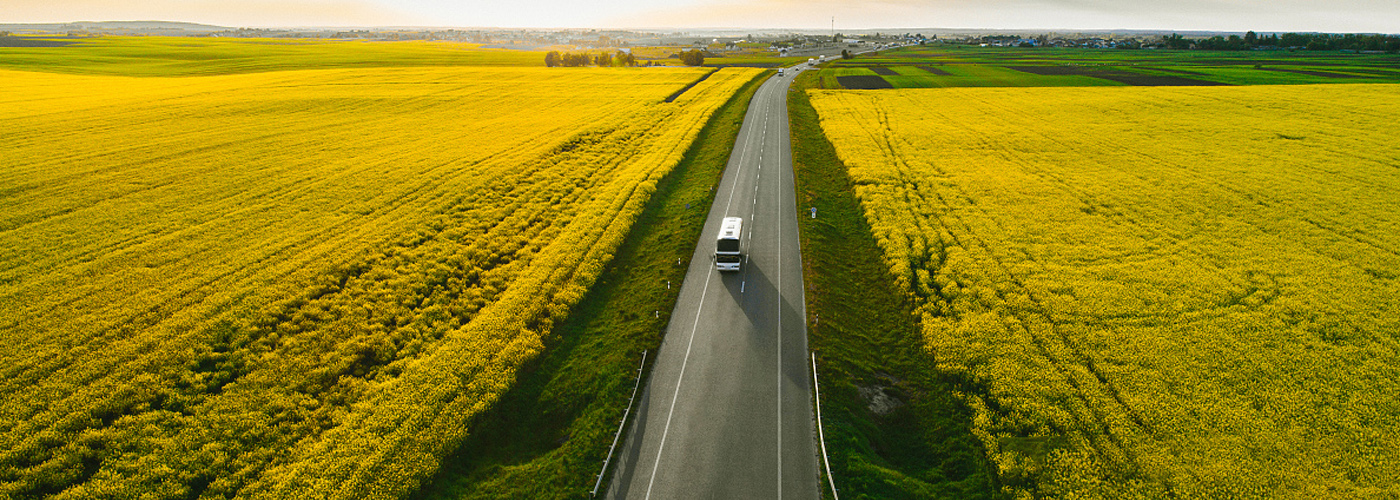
[837,75,894,89]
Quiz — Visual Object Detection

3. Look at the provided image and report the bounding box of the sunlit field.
[809,83,1400,498]
[0,41,762,497]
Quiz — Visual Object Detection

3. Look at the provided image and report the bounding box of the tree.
[841,49,852,59]
[1162,33,1191,50]
[557,52,590,67]
[1245,30,1258,45]
[679,49,705,66]
[544,51,561,67]
[595,52,613,67]
[617,51,637,67]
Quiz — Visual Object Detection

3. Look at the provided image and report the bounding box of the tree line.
[546,49,709,67]
[545,50,639,67]
[1161,32,1400,52]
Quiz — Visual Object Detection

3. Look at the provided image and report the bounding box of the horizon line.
[3,20,1397,36]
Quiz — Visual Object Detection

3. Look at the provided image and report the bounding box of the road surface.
[605,67,818,499]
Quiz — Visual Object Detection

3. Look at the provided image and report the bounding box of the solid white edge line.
[813,354,838,500]
[644,273,714,500]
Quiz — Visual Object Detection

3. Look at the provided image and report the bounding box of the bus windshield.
[716,239,740,253]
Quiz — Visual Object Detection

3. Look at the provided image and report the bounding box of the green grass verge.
[790,69,1001,499]
[412,69,772,500]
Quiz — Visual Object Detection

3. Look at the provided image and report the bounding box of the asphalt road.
[605,68,818,499]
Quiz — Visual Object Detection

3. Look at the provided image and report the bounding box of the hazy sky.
[4,0,1397,33]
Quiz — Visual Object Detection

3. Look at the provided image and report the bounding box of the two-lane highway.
[606,68,817,499]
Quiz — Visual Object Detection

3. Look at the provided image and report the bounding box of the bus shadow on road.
[607,260,811,499]
[722,261,809,384]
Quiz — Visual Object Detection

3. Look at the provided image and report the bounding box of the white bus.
[715,217,743,272]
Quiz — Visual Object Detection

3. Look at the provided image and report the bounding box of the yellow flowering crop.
[809,84,1400,498]
[0,65,762,498]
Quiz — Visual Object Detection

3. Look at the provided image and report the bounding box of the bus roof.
[719,217,742,239]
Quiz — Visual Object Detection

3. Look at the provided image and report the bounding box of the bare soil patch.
[836,75,894,89]
[918,66,952,76]
[868,66,899,76]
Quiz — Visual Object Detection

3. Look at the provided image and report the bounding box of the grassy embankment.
[415,70,772,499]
[789,69,999,498]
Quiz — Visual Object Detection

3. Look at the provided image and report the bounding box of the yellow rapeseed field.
[809,84,1400,498]
[0,65,761,498]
